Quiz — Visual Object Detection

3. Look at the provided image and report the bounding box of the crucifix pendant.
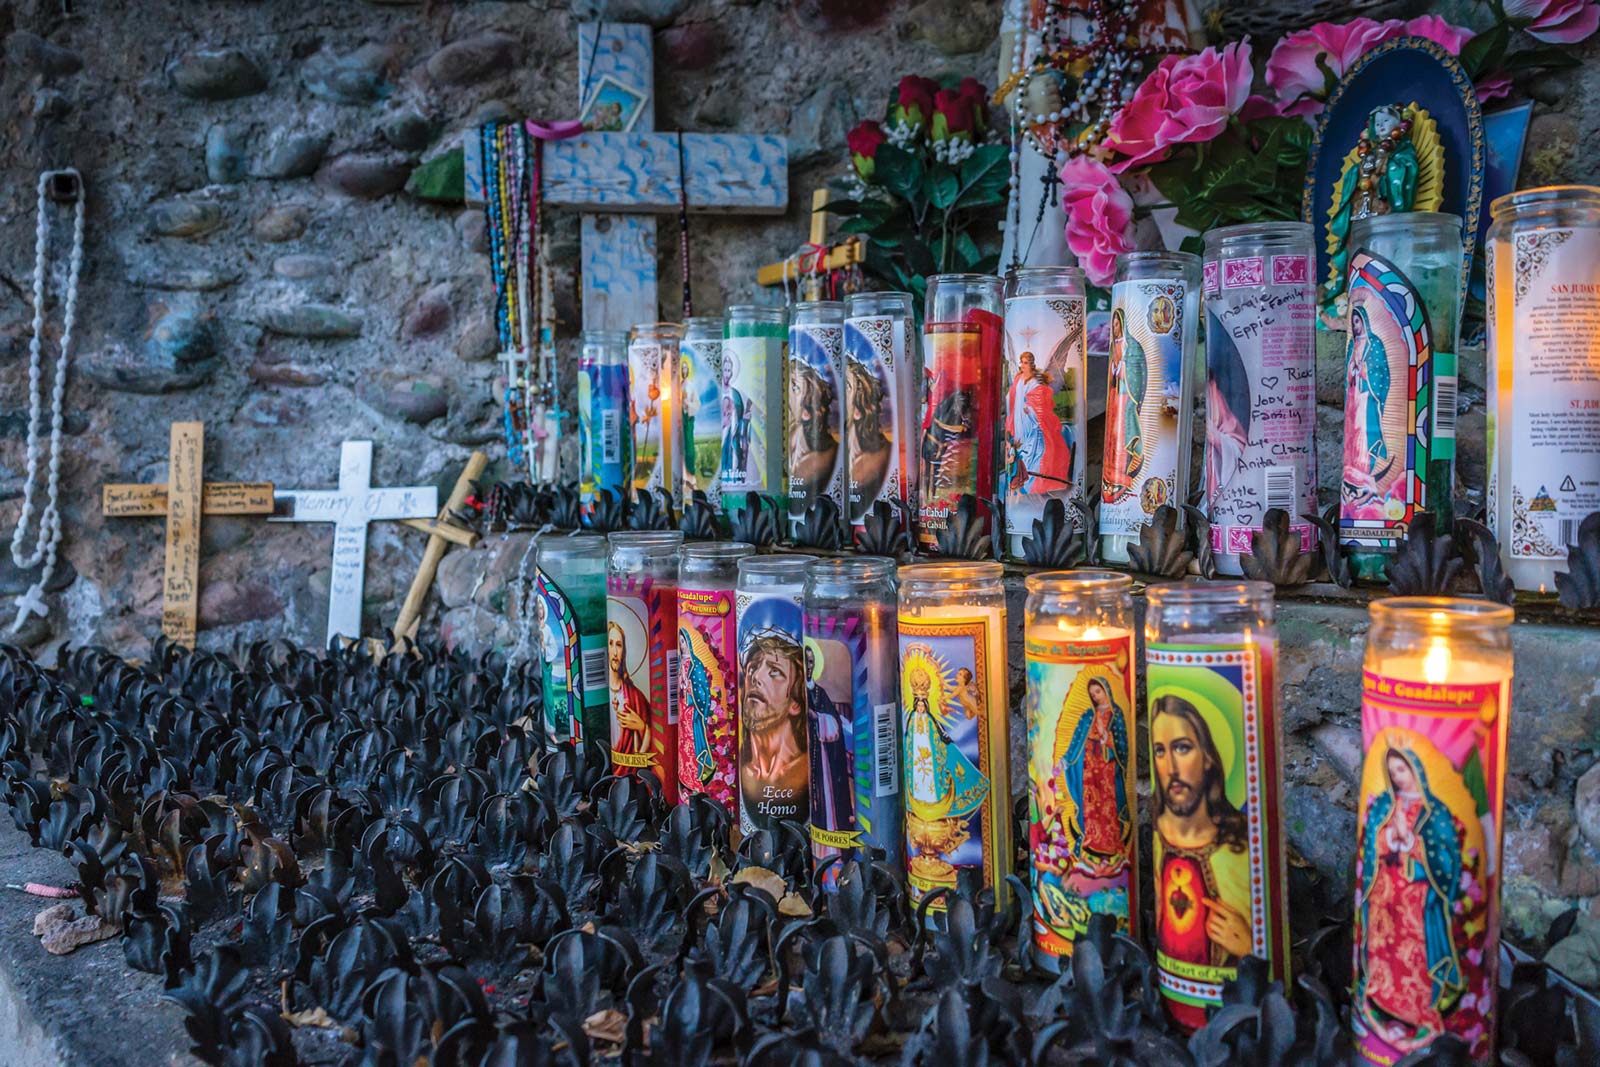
[9,583,48,634]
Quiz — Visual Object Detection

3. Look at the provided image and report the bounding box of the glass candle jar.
[735,554,813,835]
[580,329,631,519]
[917,275,1005,552]
[1353,598,1514,1067]
[803,556,905,887]
[845,292,919,534]
[897,561,1010,909]
[628,322,683,510]
[605,530,685,802]
[1023,570,1137,968]
[677,541,755,814]
[787,300,848,540]
[1339,212,1463,580]
[680,316,727,513]
[1486,186,1600,593]
[535,534,610,751]
[1101,251,1201,564]
[1004,267,1089,561]
[722,305,788,516]
[1202,223,1319,575]
[1144,581,1288,1031]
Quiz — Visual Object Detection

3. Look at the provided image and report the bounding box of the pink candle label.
[606,574,679,804]
[1146,642,1288,1032]
[677,586,738,813]
[1026,632,1138,958]
[1354,670,1505,1066]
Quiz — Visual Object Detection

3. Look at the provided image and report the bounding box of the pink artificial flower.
[1402,14,1475,53]
[1103,40,1254,172]
[1502,0,1600,43]
[1265,18,1405,108]
[1477,71,1513,102]
[1059,157,1136,287]
[1237,94,1281,122]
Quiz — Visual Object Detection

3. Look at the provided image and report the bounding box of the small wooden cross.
[756,188,865,299]
[392,450,488,643]
[101,421,276,647]
[270,441,439,647]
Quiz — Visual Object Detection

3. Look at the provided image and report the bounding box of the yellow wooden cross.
[391,450,488,644]
[756,188,864,297]
[101,422,275,647]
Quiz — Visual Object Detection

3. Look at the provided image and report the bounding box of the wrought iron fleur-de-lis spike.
[1125,505,1191,578]
[1304,503,1352,588]
[730,493,781,547]
[1384,511,1463,596]
[1021,498,1085,567]
[1240,508,1317,587]
[588,486,628,533]
[935,494,993,560]
[549,484,582,530]
[1556,512,1600,611]
[793,496,846,550]
[1454,517,1515,606]
[1183,503,1217,580]
[679,490,722,540]
[630,488,678,531]
[855,499,911,557]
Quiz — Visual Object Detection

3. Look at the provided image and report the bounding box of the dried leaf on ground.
[730,865,786,903]
[583,1008,628,1044]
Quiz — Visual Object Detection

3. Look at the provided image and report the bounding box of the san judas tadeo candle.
[676,542,755,814]
[844,292,918,536]
[605,531,684,803]
[788,301,848,540]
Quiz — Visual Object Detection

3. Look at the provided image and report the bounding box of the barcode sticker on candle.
[1433,375,1459,438]
[665,650,680,722]
[873,701,899,797]
[601,409,620,463]
[581,645,607,697]
[1262,467,1297,516]
[1558,518,1581,547]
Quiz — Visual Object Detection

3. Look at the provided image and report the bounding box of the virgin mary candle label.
[1146,643,1289,1030]
[1202,253,1318,561]
[607,572,680,803]
[1027,630,1137,957]
[1354,671,1505,1064]
[678,585,738,812]
[1488,226,1600,560]
[736,587,810,834]
[1004,292,1087,555]
[680,324,724,510]
[788,311,847,534]
[535,572,606,747]
[1102,280,1187,537]
[917,314,1002,549]
[844,313,910,527]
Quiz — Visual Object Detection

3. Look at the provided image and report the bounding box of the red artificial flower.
[930,88,977,142]
[847,119,887,179]
[894,75,939,130]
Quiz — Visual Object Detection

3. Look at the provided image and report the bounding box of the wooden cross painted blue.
[465,22,788,330]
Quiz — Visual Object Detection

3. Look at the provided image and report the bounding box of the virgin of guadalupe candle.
[1004,267,1088,561]
[735,555,813,835]
[897,563,1011,909]
[1101,251,1200,564]
[788,301,847,537]
[844,292,918,532]
[1486,186,1600,593]
[535,535,610,750]
[916,275,1004,552]
[606,531,684,803]
[1144,582,1288,1032]
[1353,599,1513,1067]
[803,557,906,887]
[582,330,631,517]
[721,305,788,517]
[1202,223,1319,575]
[677,542,755,814]
[681,316,726,512]
[1024,571,1137,967]
[1340,212,1462,581]
[628,322,683,510]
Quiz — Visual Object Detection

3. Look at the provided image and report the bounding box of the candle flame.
[1423,636,1451,685]
[1083,625,1103,640]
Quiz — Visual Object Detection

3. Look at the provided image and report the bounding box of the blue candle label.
[1102,281,1188,537]
[589,359,631,505]
[680,335,723,509]
[736,589,810,835]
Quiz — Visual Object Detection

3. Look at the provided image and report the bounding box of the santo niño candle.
[606,531,684,803]
[1024,571,1138,968]
[1353,599,1513,1067]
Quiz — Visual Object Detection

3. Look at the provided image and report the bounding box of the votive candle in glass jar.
[917,275,1004,552]
[1101,251,1201,564]
[1004,267,1089,562]
[788,300,848,539]
[721,305,788,517]
[897,562,1010,910]
[1486,186,1600,593]
[1339,212,1463,581]
[581,329,631,519]
[803,557,906,888]
[677,541,755,814]
[1144,581,1289,1032]
[1202,223,1319,575]
[681,316,726,514]
[1353,598,1513,1067]
[535,534,610,752]
[628,322,683,511]
[1024,570,1137,968]
[735,554,813,836]
[845,292,919,535]
[606,530,685,802]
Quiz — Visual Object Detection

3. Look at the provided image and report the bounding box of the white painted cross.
[465,22,788,330]
[270,441,438,647]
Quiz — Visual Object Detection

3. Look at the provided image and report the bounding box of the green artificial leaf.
[874,144,924,203]
[970,252,1001,274]
[405,148,464,203]
[1179,234,1205,258]
[955,231,981,268]
[863,242,903,290]
[839,216,880,236]
[955,145,1009,209]
[822,198,863,215]
[925,167,960,210]
[1460,24,1510,78]
[1503,45,1581,71]
[902,235,937,277]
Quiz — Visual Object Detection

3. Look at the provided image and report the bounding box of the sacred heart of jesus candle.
[677,541,754,814]
[581,329,632,520]
[788,301,847,539]
[916,275,1004,552]
[736,554,813,836]
[721,305,788,518]
[606,530,684,803]
[1024,570,1137,968]
[1202,223,1319,575]
[1144,581,1288,1032]
[1354,598,1513,1067]
[803,557,906,888]
[681,316,725,514]
[845,292,918,534]
[898,562,1010,911]
[628,322,683,511]
[535,534,609,751]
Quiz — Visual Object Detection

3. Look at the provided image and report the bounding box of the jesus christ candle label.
[916,315,1002,551]
[1003,289,1087,559]
[607,573,680,804]
[736,582,811,835]
[844,311,911,529]
[787,306,847,538]
[1026,630,1137,957]
[1354,672,1505,1065]
[1202,245,1318,573]
[1101,280,1190,539]
[677,586,738,813]
[1146,643,1289,1030]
